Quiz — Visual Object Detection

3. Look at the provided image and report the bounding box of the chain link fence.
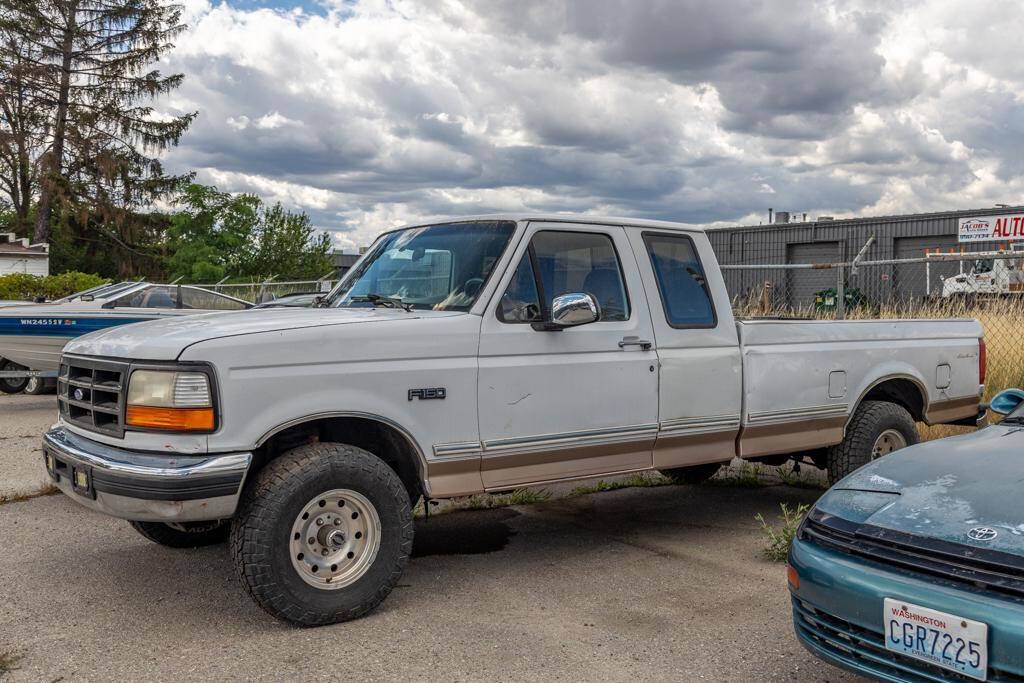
[721,248,1024,403]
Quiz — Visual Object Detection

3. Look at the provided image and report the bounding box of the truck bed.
[735,318,983,458]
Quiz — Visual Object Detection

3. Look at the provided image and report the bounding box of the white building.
[0,233,49,275]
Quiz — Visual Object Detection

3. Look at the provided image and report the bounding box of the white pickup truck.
[43,215,984,625]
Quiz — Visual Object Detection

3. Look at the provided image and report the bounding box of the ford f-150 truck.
[42,215,985,625]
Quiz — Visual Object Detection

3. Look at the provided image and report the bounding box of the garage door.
[894,236,959,301]
[786,242,841,308]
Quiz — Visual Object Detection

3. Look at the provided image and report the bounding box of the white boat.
[0,282,253,376]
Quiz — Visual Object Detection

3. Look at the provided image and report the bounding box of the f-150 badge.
[408,387,446,401]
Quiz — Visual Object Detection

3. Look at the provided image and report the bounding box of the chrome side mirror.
[533,292,600,330]
[989,388,1024,415]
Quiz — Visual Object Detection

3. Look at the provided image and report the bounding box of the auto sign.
[958,213,1024,242]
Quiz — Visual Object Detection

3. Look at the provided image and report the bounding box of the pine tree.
[0,21,50,235]
[2,0,195,244]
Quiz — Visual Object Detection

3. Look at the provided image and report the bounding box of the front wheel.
[826,400,918,485]
[230,443,414,626]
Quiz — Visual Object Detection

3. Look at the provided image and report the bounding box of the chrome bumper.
[42,426,251,522]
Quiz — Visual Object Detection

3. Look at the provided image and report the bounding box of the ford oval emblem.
[73,388,84,401]
[967,527,998,542]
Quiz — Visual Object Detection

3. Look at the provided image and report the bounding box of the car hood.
[64,307,463,361]
[818,424,1024,556]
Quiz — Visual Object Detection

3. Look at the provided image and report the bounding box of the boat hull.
[0,334,68,371]
[0,314,161,372]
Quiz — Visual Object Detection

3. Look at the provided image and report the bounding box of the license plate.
[884,598,988,681]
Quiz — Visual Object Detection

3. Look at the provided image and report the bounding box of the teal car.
[789,389,1024,682]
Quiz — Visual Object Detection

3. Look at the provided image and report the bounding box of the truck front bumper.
[42,426,251,522]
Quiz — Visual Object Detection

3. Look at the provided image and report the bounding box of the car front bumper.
[42,426,251,522]
[789,536,1024,681]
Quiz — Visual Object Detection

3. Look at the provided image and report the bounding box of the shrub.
[755,502,810,562]
[0,272,107,302]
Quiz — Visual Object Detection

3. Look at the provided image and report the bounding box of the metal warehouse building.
[705,206,1024,307]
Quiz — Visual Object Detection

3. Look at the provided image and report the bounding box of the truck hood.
[818,424,1024,556]
[64,307,463,361]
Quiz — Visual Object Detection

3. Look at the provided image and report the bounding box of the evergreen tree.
[1,0,195,243]
[0,22,50,235]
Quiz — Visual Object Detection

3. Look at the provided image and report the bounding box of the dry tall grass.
[733,293,1024,442]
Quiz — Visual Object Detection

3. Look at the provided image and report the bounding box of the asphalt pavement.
[0,394,861,681]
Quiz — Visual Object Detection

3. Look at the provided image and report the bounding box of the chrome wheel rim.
[871,429,907,459]
[289,489,381,590]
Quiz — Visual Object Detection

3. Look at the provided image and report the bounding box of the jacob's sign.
[958,214,1024,242]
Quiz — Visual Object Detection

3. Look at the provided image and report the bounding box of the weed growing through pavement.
[0,650,22,677]
[0,483,59,505]
[755,502,810,562]
[710,461,766,487]
[569,472,672,496]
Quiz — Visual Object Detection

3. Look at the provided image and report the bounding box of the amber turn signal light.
[787,564,800,590]
[126,405,214,431]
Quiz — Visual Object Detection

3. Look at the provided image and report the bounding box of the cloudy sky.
[159,0,1024,249]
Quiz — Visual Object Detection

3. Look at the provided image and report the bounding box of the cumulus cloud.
[154,0,1024,247]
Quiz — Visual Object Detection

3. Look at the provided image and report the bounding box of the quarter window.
[498,230,629,323]
[643,233,716,328]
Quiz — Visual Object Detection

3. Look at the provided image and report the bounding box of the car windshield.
[54,281,136,303]
[327,221,515,312]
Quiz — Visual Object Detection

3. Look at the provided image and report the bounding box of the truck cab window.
[499,230,629,323]
[643,233,716,328]
[498,254,542,322]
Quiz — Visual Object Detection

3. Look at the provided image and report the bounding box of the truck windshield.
[327,221,516,312]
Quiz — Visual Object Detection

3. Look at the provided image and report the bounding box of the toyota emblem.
[73,388,84,401]
[967,527,998,542]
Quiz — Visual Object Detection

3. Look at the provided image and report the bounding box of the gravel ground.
[0,394,57,499]
[0,394,861,682]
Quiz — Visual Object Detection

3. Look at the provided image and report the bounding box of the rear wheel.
[826,400,918,485]
[129,520,229,548]
[660,462,722,485]
[230,442,414,626]
[0,359,28,394]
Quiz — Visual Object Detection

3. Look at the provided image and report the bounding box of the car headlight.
[125,369,215,431]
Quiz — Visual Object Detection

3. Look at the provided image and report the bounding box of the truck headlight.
[125,369,215,431]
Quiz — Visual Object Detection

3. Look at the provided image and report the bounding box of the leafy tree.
[167,183,334,282]
[244,202,334,281]
[1,0,195,244]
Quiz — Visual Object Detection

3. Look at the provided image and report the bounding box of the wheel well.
[860,378,925,423]
[251,416,425,504]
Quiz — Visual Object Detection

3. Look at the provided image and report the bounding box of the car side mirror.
[989,388,1024,415]
[532,292,600,331]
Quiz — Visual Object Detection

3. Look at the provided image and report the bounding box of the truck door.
[624,228,742,470]
[476,222,659,489]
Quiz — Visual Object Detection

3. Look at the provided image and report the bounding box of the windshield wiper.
[350,294,413,312]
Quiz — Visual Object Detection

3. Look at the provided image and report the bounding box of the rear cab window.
[642,232,717,328]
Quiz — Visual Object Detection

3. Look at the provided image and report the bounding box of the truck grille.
[801,509,1024,600]
[57,357,128,437]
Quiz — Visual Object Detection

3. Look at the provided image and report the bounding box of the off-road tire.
[129,520,229,547]
[659,462,722,485]
[230,442,414,626]
[0,359,28,394]
[826,400,918,485]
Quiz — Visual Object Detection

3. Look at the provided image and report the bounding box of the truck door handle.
[618,337,652,350]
